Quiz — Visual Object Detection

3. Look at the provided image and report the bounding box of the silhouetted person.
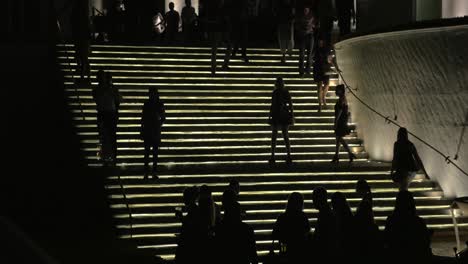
[152,9,165,43]
[198,185,221,263]
[272,192,310,264]
[354,199,383,262]
[71,0,91,82]
[229,179,240,197]
[385,191,432,262]
[317,0,335,47]
[313,39,332,112]
[331,84,355,163]
[274,0,295,64]
[176,186,200,222]
[215,202,258,264]
[391,127,427,191]
[165,2,180,44]
[311,187,336,261]
[175,187,203,264]
[182,0,197,44]
[230,0,250,63]
[335,0,355,37]
[205,0,232,74]
[331,192,356,262]
[296,6,316,76]
[356,179,373,206]
[140,88,166,180]
[268,77,293,165]
[93,70,121,165]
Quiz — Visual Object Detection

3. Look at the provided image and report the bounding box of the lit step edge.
[107,170,391,180]
[108,187,436,200]
[108,196,443,209]
[105,179,423,190]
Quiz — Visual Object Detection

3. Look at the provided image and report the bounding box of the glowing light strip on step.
[74,116,335,121]
[87,158,369,167]
[59,50,301,57]
[112,151,364,159]
[59,56,301,64]
[65,88,321,93]
[58,44,284,51]
[78,130,341,137]
[113,204,449,219]
[79,137,357,144]
[108,187,435,200]
[61,68,317,75]
[64,74,317,82]
[105,179,420,190]
[82,144,362,152]
[108,196,444,210]
[60,62,298,69]
[75,123,351,128]
[106,171,392,180]
[63,81,316,87]
[72,109,334,114]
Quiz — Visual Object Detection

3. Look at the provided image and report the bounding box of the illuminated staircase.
[58,45,467,260]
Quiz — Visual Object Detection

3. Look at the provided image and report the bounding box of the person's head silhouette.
[331,192,352,217]
[185,0,192,7]
[397,127,409,143]
[286,192,304,213]
[229,179,240,196]
[222,189,237,210]
[183,186,199,206]
[335,84,345,97]
[275,77,284,90]
[169,2,175,11]
[312,187,328,210]
[149,88,160,101]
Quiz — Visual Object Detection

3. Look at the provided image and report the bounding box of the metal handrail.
[333,61,468,178]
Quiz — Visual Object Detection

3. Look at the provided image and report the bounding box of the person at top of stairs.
[164,2,181,44]
[140,88,166,180]
[269,77,294,165]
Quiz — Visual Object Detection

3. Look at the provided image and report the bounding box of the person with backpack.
[141,88,166,180]
[268,77,294,165]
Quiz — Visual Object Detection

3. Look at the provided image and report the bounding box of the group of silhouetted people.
[174,179,434,264]
[175,181,258,264]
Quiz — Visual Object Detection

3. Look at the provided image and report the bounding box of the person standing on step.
[390,127,427,191]
[205,0,231,75]
[230,0,250,63]
[274,0,295,64]
[141,88,166,180]
[331,84,355,163]
[182,0,197,44]
[165,2,180,44]
[295,5,316,76]
[317,0,335,47]
[93,70,122,166]
[314,38,332,111]
[269,77,294,165]
[335,0,355,38]
[71,0,91,83]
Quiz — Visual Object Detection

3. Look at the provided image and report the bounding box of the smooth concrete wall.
[335,25,468,198]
